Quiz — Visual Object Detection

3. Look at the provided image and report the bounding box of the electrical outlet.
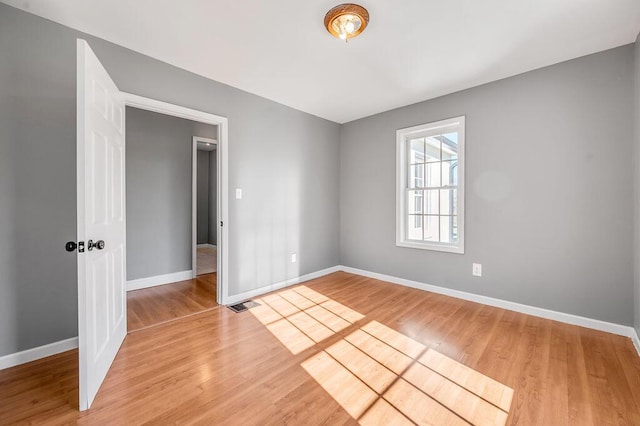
[472,263,482,277]
[291,253,297,263]
[235,188,242,199]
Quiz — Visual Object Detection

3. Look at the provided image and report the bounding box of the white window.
[396,116,465,253]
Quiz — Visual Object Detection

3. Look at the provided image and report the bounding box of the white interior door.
[76,39,127,411]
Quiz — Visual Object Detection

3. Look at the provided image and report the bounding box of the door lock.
[65,241,85,253]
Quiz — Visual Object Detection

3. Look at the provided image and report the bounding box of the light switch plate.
[235,188,242,199]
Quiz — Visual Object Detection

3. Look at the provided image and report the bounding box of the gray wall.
[635,33,640,337]
[0,21,20,356]
[197,150,210,245]
[340,45,635,326]
[0,4,340,357]
[126,107,216,280]
[0,7,78,355]
[209,150,218,245]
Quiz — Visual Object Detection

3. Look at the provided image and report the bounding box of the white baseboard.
[223,266,341,305]
[197,244,216,249]
[0,337,78,371]
[339,266,639,341]
[632,330,640,356]
[127,270,193,292]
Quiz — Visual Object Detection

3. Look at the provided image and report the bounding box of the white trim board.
[224,266,341,306]
[123,93,227,125]
[197,244,216,248]
[339,266,639,343]
[633,331,640,356]
[126,270,193,292]
[0,337,78,371]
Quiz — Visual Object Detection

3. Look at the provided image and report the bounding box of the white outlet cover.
[235,188,242,199]
[291,254,297,263]
[472,263,482,277]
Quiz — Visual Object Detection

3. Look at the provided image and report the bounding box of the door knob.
[88,240,105,251]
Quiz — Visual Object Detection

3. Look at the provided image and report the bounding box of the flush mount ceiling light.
[324,3,369,42]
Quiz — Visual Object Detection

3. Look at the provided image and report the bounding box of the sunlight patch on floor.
[302,320,513,426]
[250,285,513,424]
[249,286,364,354]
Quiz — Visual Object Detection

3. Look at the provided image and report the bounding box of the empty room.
[1,1,640,425]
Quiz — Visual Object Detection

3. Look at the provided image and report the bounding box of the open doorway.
[124,106,224,331]
[193,136,218,277]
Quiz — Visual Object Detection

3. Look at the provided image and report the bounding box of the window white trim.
[396,116,465,254]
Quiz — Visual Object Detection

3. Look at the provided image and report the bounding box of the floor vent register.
[227,300,261,313]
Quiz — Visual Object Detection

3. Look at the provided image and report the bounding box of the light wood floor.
[127,273,217,331]
[1,272,639,425]
[197,245,217,275]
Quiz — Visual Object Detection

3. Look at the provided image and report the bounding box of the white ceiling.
[4,0,640,123]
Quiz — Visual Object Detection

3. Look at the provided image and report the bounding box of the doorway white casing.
[122,93,229,306]
[192,136,219,278]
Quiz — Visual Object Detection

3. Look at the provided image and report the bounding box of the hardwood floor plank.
[588,332,640,425]
[435,303,502,367]
[565,325,595,425]
[270,382,356,426]
[541,322,570,425]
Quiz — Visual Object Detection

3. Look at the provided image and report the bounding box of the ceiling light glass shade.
[325,4,369,42]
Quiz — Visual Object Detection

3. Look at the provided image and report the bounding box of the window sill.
[396,240,464,254]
